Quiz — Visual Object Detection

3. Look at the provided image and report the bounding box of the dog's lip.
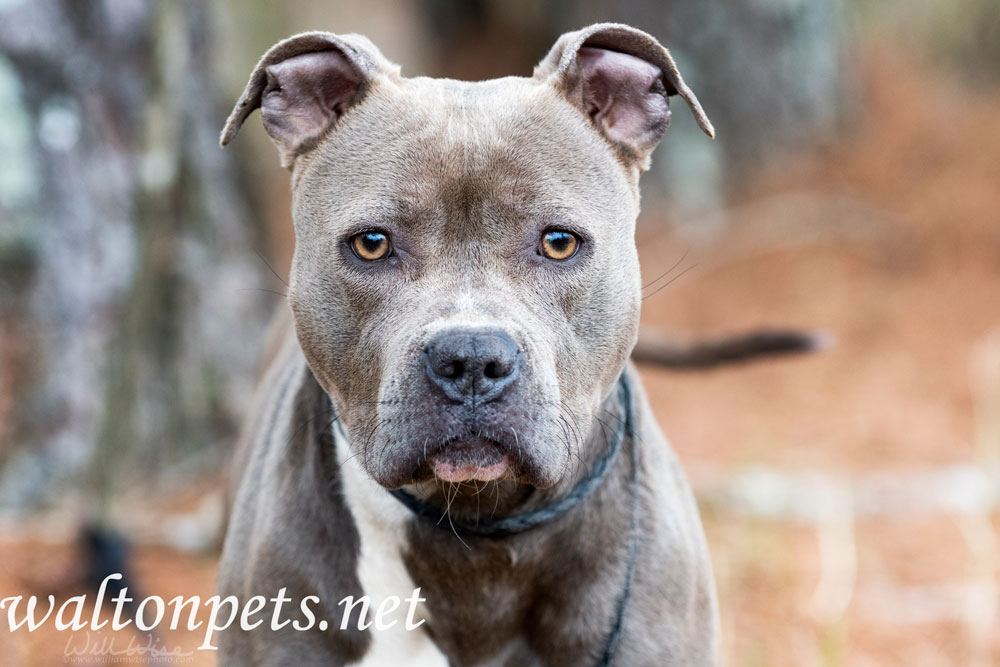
[430,437,514,483]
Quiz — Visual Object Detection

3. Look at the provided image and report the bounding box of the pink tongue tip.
[434,455,510,482]
[433,459,510,483]
[431,438,512,483]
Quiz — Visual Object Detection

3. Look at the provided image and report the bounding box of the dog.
[217,23,720,666]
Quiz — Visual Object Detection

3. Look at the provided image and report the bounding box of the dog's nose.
[424,328,520,403]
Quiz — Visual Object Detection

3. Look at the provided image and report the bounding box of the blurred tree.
[852,0,1000,83]
[0,0,269,511]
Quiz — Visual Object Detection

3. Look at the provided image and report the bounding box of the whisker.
[254,248,290,287]
[237,287,288,298]
[491,480,501,519]
[641,263,698,301]
[641,247,690,289]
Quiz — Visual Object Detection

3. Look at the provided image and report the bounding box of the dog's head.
[223,24,712,489]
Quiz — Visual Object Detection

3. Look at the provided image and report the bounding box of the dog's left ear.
[535,23,714,171]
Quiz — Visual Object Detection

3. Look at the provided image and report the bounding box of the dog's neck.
[319,370,640,665]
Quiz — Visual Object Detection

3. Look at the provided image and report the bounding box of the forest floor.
[2,43,999,666]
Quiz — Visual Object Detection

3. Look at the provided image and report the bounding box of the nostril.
[483,360,511,379]
[445,360,464,380]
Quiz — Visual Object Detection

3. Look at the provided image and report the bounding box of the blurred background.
[0,0,998,664]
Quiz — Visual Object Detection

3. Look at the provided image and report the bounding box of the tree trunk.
[0,0,270,512]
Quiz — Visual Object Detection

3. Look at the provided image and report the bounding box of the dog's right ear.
[220,32,394,167]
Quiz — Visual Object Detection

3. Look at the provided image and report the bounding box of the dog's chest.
[336,434,450,666]
[336,427,547,666]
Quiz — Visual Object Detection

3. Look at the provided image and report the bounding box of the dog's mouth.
[421,437,516,483]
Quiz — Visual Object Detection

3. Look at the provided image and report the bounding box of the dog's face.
[223,25,713,489]
[292,78,639,489]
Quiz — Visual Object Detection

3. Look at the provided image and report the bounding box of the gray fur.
[218,23,719,666]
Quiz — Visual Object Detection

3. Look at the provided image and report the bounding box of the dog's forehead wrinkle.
[405,76,521,145]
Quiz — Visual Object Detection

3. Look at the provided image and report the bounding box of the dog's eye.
[351,231,392,261]
[539,230,580,261]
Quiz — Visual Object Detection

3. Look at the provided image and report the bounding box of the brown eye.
[351,231,391,261]
[540,230,580,261]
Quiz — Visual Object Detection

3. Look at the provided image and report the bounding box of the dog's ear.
[535,23,714,171]
[220,32,394,167]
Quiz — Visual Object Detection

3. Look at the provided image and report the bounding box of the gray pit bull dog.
[218,23,720,666]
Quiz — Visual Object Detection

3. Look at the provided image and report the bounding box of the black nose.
[424,327,520,403]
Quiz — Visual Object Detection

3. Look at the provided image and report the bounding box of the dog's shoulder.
[218,324,372,664]
[621,366,721,665]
